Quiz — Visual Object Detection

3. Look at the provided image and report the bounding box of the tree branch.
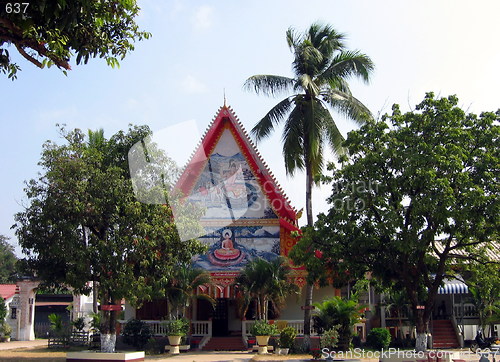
[15,44,43,68]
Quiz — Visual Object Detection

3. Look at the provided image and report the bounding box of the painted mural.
[193,225,280,271]
[187,129,277,220]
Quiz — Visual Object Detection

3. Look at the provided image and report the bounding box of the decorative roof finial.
[223,88,227,108]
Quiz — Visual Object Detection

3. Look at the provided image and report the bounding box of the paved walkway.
[0,339,48,351]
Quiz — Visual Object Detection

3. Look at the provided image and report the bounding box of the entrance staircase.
[202,336,247,351]
[432,320,459,348]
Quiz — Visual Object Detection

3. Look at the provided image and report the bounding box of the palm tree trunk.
[303,163,314,337]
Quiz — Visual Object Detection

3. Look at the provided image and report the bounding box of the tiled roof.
[0,284,17,300]
[433,240,499,262]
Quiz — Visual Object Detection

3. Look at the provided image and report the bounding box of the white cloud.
[181,75,207,94]
[192,5,213,31]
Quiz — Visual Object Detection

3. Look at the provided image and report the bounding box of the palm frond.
[319,103,346,156]
[286,27,301,51]
[282,103,306,175]
[321,50,374,84]
[243,75,295,97]
[292,44,324,78]
[307,22,345,58]
[297,74,320,97]
[322,89,373,125]
[251,97,293,142]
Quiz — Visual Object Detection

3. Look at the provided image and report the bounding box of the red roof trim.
[280,218,300,232]
[174,106,297,222]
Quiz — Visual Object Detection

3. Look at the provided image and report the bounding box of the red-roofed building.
[0,284,20,340]
[127,106,344,341]
[0,284,17,301]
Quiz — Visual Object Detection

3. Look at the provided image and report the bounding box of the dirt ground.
[0,347,67,362]
[0,348,314,362]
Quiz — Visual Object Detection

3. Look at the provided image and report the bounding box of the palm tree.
[384,289,412,340]
[313,296,364,350]
[244,23,374,336]
[234,256,299,320]
[165,264,215,320]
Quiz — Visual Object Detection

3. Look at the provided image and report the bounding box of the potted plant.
[0,322,12,342]
[278,326,296,355]
[164,318,189,354]
[250,319,278,354]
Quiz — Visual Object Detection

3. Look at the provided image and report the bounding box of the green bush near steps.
[366,327,391,350]
[279,326,297,348]
[122,319,152,350]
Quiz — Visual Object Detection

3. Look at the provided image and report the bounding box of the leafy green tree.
[244,22,373,336]
[458,256,500,337]
[235,256,299,320]
[0,0,150,80]
[313,295,363,350]
[310,93,499,351]
[0,235,17,283]
[165,264,215,320]
[14,125,204,352]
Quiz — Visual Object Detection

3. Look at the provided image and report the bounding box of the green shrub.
[89,312,101,333]
[320,326,339,350]
[144,337,162,355]
[122,319,152,350]
[163,318,189,336]
[366,327,391,350]
[279,326,297,348]
[0,297,6,322]
[0,322,12,337]
[48,313,65,335]
[71,317,85,331]
[250,319,278,336]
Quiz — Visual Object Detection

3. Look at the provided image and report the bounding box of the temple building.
[128,105,345,343]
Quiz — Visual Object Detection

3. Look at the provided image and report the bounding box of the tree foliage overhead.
[0,0,150,79]
[305,93,499,350]
[13,125,204,352]
[0,235,18,283]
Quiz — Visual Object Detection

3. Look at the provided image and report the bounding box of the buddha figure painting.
[208,229,245,266]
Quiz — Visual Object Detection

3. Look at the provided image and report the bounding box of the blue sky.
[2,0,500,256]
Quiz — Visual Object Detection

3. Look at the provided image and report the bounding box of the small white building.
[0,284,20,340]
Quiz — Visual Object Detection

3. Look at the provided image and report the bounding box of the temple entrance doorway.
[212,298,229,336]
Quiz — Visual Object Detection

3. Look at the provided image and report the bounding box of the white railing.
[453,303,477,318]
[143,320,169,335]
[242,319,317,337]
[118,320,212,336]
[191,321,212,336]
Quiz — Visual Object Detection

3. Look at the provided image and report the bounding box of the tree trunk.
[92,281,98,314]
[100,293,117,353]
[303,165,314,339]
[415,332,428,352]
[415,309,428,352]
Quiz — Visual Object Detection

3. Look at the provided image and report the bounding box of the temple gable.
[175,106,299,276]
